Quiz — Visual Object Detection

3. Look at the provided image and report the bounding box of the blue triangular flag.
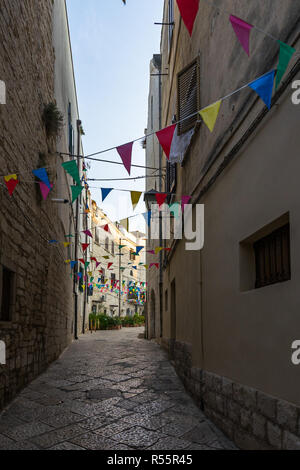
[132,266,137,270]
[248,70,275,109]
[101,188,113,202]
[49,239,58,244]
[135,246,144,255]
[70,261,77,269]
[33,168,51,190]
[142,211,151,227]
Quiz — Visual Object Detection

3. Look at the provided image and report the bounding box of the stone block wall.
[163,339,300,450]
[0,0,75,409]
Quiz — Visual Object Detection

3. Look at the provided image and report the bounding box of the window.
[105,237,109,251]
[0,266,15,322]
[95,227,100,245]
[79,266,84,293]
[130,249,136,261]
[177,58,200,135]
[168,0,175,52]
[254,224,291,289]
[101,269,106,285]
[150,96,154,130]
[130,270,133,277]
[111,241,115,255]
[111,273,116,286]
[166,161,177,193]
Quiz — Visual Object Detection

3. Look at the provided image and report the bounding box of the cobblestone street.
[0,328,236,450]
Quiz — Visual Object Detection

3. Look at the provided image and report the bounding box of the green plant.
[42,102,64,137]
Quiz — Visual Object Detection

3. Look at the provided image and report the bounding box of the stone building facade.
[0,0,86,410]
[145,0,300,449]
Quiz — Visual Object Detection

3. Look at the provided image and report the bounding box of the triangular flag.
[155,193,167,208]
[82,243,89,253]
[100,224,111,233]
[156,124,176,160]
[119,245,126,250]
[71,185,83,203]
[65,260,71,264]
[142,211,151,227]
[155,247,164,255]
[117,142,133,175]
[150,263,159,269]
[248,70,275,109]
[131,191,142,211]
[96,261,101,268]
[181,195,192,212]
[79,258,85,264]
[135,246,144,255]
[101,188,113,202]
[4,175,18,196]
[276,41,296,89]
[229,15,253,56]
[83,230,93,238]
[32,168,51,190]
[144,265,149,270]
[85,262,90,269]
[39,182,53,200]
[62,161,81,185]
[108,263,113,269]
[176,0,199,36]
[91,257,97,262]
[120,218,129,231]
[63,242,70,248]
[70,261,77,269]
[199,101,221,132]
[147,250,155,254]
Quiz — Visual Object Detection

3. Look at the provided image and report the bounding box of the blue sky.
[66,0,163,232]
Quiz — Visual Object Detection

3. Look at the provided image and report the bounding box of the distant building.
[89,201,146,318]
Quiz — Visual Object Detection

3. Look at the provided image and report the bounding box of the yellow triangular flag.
[131,191,142,211]
[4,174,18,182]
[199,100,221,132]
[120,218,129,231]
[65,259,71,264]
[155,247,164,255]
[144,265,149,270]
[63,242,71,248]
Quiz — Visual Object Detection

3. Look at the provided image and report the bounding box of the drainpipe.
[82,182,88,334]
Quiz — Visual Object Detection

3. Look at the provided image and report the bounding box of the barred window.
[166,161,177,194]
[177,58,200,135]
[254,224,291,289]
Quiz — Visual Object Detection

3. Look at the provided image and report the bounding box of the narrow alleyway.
[0,328,236,450]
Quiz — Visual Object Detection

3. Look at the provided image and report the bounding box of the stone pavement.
[0,327,236,450]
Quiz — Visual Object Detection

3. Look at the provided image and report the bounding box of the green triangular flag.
[276,41,295,89]
[71,185,83,203]
[62,161,81,185]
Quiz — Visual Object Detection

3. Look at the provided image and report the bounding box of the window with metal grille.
[177,58,200,135]
[254,224,291,289]
[130,249,136,261]
[0,267,15,322]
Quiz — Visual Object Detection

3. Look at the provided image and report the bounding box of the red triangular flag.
[4,175,19,196]
[117,142,133,175]
[176,0,200,36]
[79,258,85,264]
[101,224,111,233]
[91,257,97,262]
[108,262,113,269]
[156,124,176,160]
[82,243,89,253]
[155,193,167,208]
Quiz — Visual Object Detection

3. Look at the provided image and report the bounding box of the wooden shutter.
[177,58,200,135]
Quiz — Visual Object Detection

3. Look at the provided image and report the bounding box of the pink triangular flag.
[96,261,101,268]
[156,124,176,160]
[181,195,191,212]
[83,230,93,238]
[230,15,253,56]
[176,0,200,36]
[117,142,133,175]
[39,182,53,200]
